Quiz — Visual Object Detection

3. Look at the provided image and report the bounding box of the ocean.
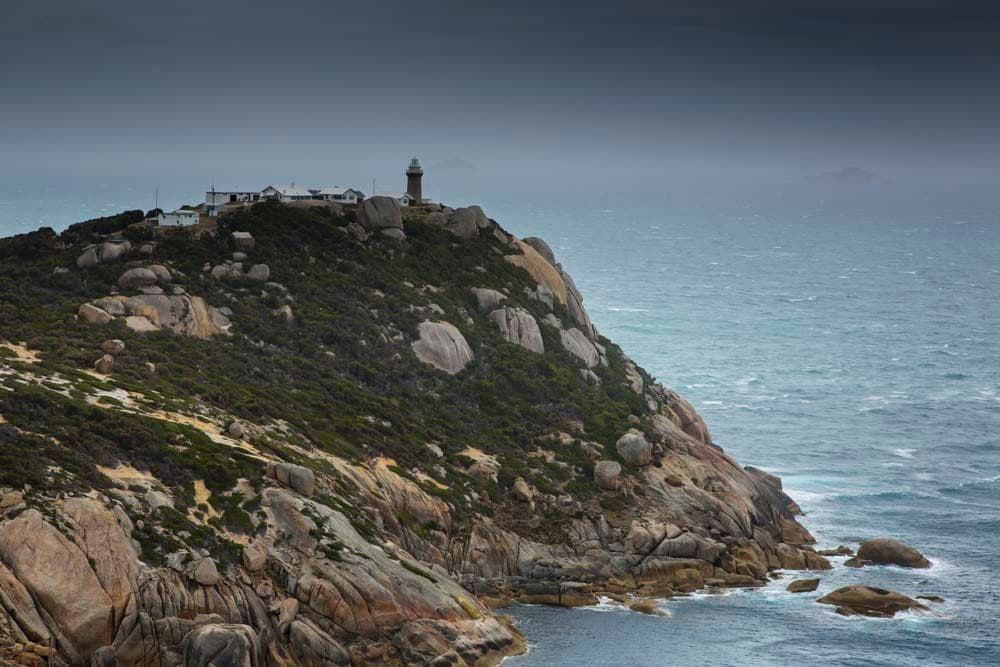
[2,179,998,666]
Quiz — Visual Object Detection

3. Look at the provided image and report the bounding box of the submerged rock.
[855,537,930,569]
[629,599,668,616]
[786,578,820,593]
[816,585,928,618]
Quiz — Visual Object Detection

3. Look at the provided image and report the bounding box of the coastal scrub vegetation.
[0,201,652,554]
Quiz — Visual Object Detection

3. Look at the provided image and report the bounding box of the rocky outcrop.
[440,206,489,239]
[2,202,852,666]
[0,510,114,659]
[117,267,159,290]
[522,237,556,265]
[358,196,403,231]
[126,294,232,338]
[411,321,474,374]
[560,327,600,367]
[77,240,131,268]
[616,429,652,466]
[489,308,544,354]
[854,538,930,569]
[231,231,255,250]
[79,292,232,338]
[506,238,597,340]
[470,287,507,312]
[182,624,263,667]
[78,303,113,325]
[505,240,568,305]
[266,462,316,496]
[594,461,622,490]
[786,578,820,593]
[816,585,928,618]
[246,264,270,282]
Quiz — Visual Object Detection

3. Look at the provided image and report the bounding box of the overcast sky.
[2,1,999,194]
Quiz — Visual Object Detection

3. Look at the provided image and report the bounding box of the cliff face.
[0,200,827,666]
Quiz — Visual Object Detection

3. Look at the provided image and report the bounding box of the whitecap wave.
[892,448,916,459]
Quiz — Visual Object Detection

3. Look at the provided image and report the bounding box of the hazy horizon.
[2,0,999,201]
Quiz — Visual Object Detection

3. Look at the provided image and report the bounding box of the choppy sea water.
[484,195,1000,666]
[2,182,998,666]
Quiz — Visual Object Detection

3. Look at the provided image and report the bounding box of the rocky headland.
[0,198,931,665]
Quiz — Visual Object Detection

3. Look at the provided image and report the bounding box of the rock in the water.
[117,267,159,290]
[560,327,600,367]
[78,303,113,325]
[629,599,668,616]
[594,460,622,490]
[181,624,262,667]
[411,320,474,374]
[94,354,114,375]
[917,595,945,604]
[616,429,653,466]
[267,462,316,497]
[100,339,125,355]
[786,578,820,593]
[816,585,928,618]
[856,537,931,569]
[246,264,270,281]
[357,196,403,230]
[489,307,544,353]
[470,287,507,312]
[818,545,855,557]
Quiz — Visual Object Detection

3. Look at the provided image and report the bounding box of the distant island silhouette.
[808,166,885,186]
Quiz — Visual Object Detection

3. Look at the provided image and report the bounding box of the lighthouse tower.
[405,158,423,203]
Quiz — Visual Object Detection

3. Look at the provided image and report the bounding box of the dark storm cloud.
[1,1,998,188]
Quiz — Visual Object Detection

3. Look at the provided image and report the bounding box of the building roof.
[372,193,411,200]
[261,184,313,197]
[311,186,364,197]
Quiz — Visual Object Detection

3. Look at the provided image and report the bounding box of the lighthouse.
[405,158,423,203]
